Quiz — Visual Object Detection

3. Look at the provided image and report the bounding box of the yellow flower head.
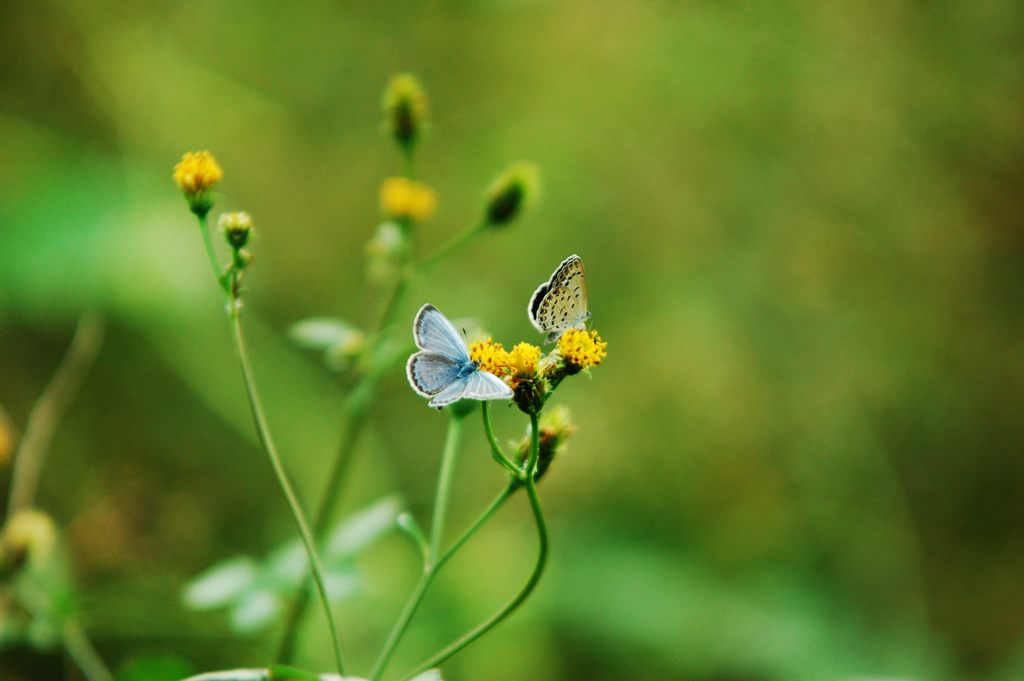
[507,342,541,378]
[557,328,607,370]
[383,73,428,149]
[469,337,510,376]
[380,177,437,221]
[173,151,223,195]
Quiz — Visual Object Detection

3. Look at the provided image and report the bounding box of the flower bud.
[0,419,11,468]
[173,151,223,217]
[513,405,575,486]
[484,162,539,227]
[219,211,254,251]
[0,509,57,574]
[383,73,428,151]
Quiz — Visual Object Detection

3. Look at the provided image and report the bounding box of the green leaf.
[288,318,359,350]
[325,495,403,560]
[230,589,282,633]
[183,556,259,610]
[288,318,364,370]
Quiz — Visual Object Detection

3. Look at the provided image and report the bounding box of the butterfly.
[406,304,514,409]
[528,254,590,343]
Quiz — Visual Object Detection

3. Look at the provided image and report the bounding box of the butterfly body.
[528,254,590,343]
[407,304,513,409]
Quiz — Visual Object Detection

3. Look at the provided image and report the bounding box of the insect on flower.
[406,305,513,409]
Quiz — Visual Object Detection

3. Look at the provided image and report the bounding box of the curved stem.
[370,480,515,681]
[7,313,103,516]
[482,402,521,477]
[371,413,465,681]
[227,291,346,677]
[399,412,548,680]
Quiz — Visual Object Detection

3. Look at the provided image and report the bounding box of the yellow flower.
[557,328,607,370]
[469,338,510,376]
[173,151,223,195]
[507,342,541,378]
[380,177,437,221]
[383,73,428,149]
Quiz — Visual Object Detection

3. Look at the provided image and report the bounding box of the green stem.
[416,222,484,274]
[429,415,465,557]
[63,621,114,681]
[482,402,522,477]
[227,280,346,677]
[399,412,547,681]
[371,479,516,681]
[7,313,103,517]
[276,381,374,663]
[198,214,226,291]
[370,413,464,681]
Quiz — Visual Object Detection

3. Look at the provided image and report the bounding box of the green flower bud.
[219,211,254,251]
[383,73,428,152]
[484,162,539,227]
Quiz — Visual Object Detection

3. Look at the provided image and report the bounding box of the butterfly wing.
[528,255,588,341]
[427,377,471,409]
[407,351,463,397]
[413,304,470,362]
[463,370,514,401]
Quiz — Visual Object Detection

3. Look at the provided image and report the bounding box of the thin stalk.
[7,313,103,516]
[371,479,516,681]
[227,285,346,677]
[399,411,548,681]
[482,402,521,477]
[276,380,374,663]
[63,621,114,681]
[198,214,226,291]
[370,413,464,681]
[429,415,465,557]
[416,222,483,274]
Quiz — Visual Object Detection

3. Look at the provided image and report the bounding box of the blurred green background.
[2,1,1023,679]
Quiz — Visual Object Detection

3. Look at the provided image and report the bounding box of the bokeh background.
[2,1,1023,680]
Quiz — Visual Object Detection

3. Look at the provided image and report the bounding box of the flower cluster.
[469,329,606,413]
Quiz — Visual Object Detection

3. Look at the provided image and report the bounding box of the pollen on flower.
[173,151,223,195]
[557,328,607,370]
[469,338,510,376]
[507,342,541,377]
[380,177,437,221]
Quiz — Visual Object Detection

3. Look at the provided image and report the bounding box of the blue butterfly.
[406,304,514,409]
